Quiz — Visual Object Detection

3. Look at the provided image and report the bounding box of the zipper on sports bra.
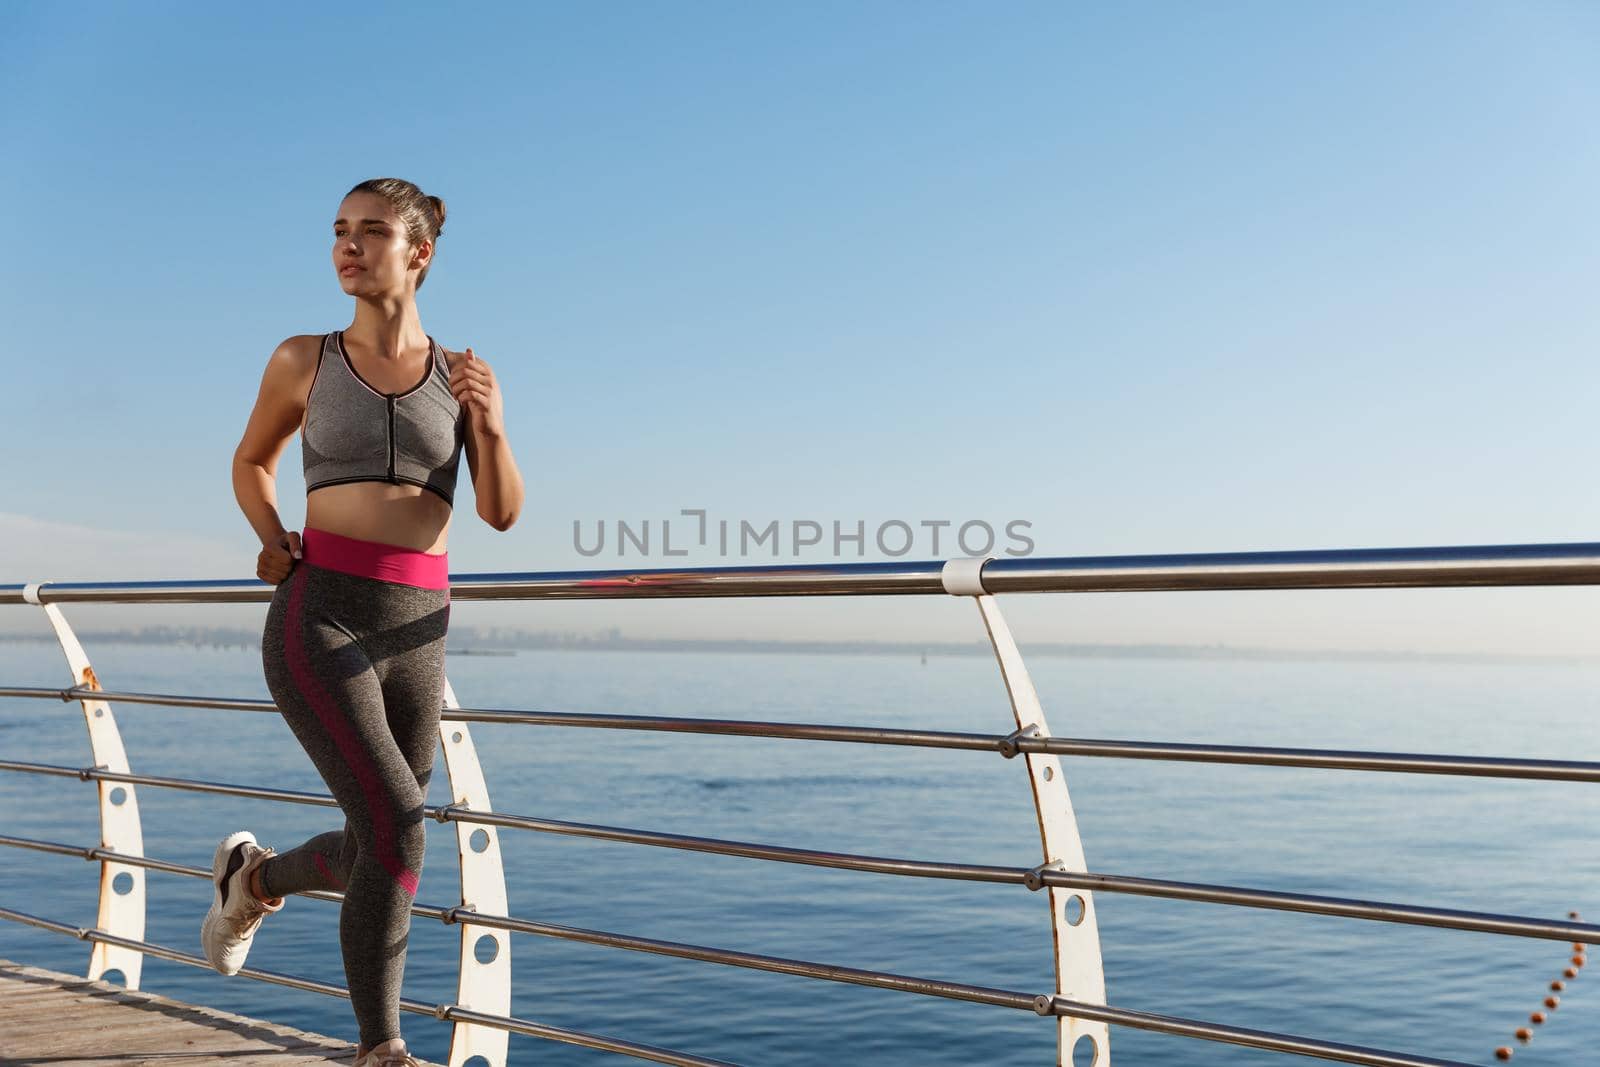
[387,396,397,481]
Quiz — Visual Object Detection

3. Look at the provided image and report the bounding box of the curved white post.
[941,560,1109,1066]
[24,582,146,989]
[438,676,511,1067]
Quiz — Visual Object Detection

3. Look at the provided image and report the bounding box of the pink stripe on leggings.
[314,851,345,890]
[301,526,449,589]
[283,567,420,897]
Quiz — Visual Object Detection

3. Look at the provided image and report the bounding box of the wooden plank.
[0,992,91,1012]
[0,1012,344,1064]
[0,958,446,1066]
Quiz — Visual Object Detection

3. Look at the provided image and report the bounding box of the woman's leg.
[369,588,450,797]
[259,563,431,1051]
[263,589,448,900]
[256,822,355,897]
[259,579,354,899]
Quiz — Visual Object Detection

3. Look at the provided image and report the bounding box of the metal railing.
[4,541,1599,1066]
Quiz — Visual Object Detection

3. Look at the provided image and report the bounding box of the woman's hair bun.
[427,195,447,236]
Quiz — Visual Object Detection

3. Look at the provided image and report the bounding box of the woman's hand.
[449,347,506,438]
[258,530,303,585]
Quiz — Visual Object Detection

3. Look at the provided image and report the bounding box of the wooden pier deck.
[0,958,445,1066]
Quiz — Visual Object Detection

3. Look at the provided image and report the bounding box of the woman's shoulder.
[268,332,330,368]
[434,339,466,376]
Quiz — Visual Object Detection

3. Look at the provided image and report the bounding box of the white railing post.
[438,676,512,1067]
[941,559,1110,1066]
[24,581,147,989]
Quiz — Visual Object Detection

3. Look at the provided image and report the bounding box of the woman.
[211,177,525,1067]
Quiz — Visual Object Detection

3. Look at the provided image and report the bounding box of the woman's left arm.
[451,347,525,531]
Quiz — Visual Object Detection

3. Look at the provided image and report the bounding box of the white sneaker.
[201,830,283,975]
[354,1050,422,1067]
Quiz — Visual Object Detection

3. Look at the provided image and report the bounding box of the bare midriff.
[306,483,451,554]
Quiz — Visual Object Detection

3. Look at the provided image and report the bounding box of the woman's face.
[332,191,429,295]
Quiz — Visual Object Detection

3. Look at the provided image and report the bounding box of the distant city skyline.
[9,620,1598,667]
[4,3,1598,654]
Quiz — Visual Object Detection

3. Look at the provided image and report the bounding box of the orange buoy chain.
[1493,910,1587,1061]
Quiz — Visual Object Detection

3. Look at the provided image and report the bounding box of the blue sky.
[3,2,1598,652]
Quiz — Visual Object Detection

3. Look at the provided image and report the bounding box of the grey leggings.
[258,554,450,1048]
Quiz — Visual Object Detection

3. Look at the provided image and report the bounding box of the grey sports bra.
[302,331,465,506]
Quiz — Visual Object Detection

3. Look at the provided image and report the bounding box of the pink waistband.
[300,527,450,589]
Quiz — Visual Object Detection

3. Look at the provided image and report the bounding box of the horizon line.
[2,628,1594,666]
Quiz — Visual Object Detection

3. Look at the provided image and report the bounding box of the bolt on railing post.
[23,580,146,988]
[437,674,511,1067]
[941,558,1111,1066]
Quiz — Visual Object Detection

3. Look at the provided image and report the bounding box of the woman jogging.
[214,177,525,1067]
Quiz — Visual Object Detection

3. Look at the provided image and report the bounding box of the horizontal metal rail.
[5,541,1600,607]
[6,684,1600,783]
[0,904,738,1067]
[1034,869,1599,942]
[1037,997,1472,1067]
[2,684,281,715]
[0,759,341,809]
[1014,737,1600,781]
[4,778,1597,947]
[0,901,1474,1067]
[0,838,1034,1009]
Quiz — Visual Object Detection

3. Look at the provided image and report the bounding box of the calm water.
[2,639,1597,1066]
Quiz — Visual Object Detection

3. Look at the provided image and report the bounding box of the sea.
[2,638,1597,1066]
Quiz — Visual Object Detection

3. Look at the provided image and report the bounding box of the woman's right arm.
[232,336,318,551]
